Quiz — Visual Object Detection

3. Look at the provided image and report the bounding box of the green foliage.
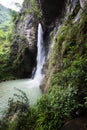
[11,10,18,22]
[0,86,79,130]
[7,90,31,130]
[49,7,87,117]
[25,0,41,20]
[1,4,87,130]
[0,27,15,81]
[0,5,15,81]
[0,4,11,31]
[35,86,80,130]
[31,0,41,20]
[0,23,29,81]
[12,0,41,23]
[0,90,37,130]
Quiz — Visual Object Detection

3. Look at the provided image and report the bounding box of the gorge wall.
[1,0,87,130]
[40,0,87,93]
[9,0,87,89]
[9,0,38,78]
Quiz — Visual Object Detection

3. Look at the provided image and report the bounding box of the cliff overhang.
[40,0,66,24]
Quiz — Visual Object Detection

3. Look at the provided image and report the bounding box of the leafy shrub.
[35,86,79,130]
[0,28,15,81]
[1,4,87,130]
[48,6,87,119]
[0,89,38,130]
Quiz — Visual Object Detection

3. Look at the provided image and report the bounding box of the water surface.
[0,79,42,118]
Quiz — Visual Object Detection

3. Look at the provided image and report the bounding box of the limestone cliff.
[9,0,39,78]
[1,0,87,130]
[40,0,87,94]
[10,0,87,86]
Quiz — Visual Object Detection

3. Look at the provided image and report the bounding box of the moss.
[46,7,87,118]
[13,0,41,24]
[1,3,87,130]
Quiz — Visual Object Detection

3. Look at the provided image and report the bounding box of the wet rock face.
[61,118,87,130]
[67,0,79,13]
[79,0,87,8]
[17,0,38,49]
[15,48,36,78]
[9,34,37,78]
[40,0,66,25]
[16,14,37,51]
[10,1,38,78]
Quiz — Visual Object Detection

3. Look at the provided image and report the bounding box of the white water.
[25,23,45,87]
[0,23,45,118]
[31,23,45,86]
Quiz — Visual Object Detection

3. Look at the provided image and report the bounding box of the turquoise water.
[0,79,42,118]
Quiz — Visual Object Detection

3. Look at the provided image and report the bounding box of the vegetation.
[0,4,11,31]
[49,6,87,118]
[0,28,15,81]
[11,0,40,24]
[0,5,16,81]
[0,1,87,130]
[30,0,41,20]
[0,3,30,81]
[0,0,40,81]
[0,86,78,130]
[0,8,87,130]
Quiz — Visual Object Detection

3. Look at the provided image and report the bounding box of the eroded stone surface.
[61,117,87,130]
[79,0,87,8]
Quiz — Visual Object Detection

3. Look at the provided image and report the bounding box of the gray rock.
[9,1,38,78]
[79,0,87,8]
[16,14,37,50]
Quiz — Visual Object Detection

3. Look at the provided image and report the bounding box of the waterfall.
[0,24,45,118]
[34,24,45,80]
[28,23,45,87]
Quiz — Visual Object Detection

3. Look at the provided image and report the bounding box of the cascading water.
[0,23,45,118]
[28,23,45,87]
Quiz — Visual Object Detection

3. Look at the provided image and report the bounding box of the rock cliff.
[9,0,87,85]
[9,0,39,78]
[40,0,87,92]
[1,0,87,129]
